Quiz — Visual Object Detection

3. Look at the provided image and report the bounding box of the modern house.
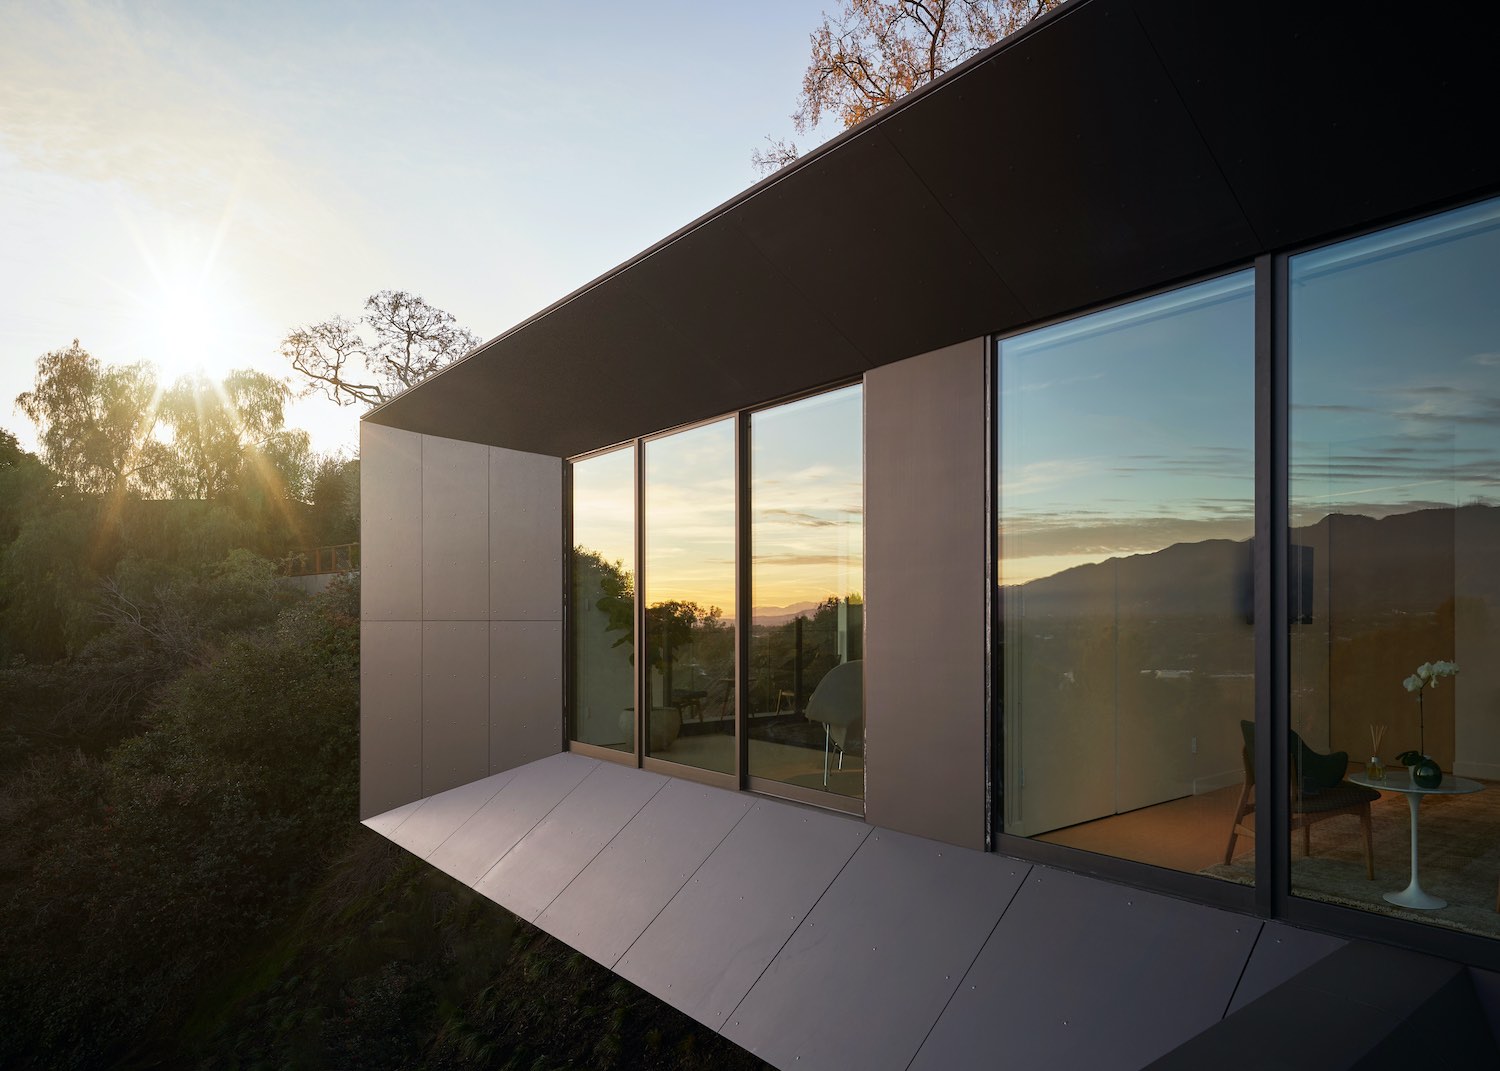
[357,0,1500,1065]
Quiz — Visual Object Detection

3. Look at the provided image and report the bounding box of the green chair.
[1223,720,1377,879]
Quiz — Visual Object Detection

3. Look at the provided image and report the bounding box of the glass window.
[570,447,635,753]
[998,272,1255,879]
[1289,197,1500,935]
[748,385,864,800]
[642,419,737,775]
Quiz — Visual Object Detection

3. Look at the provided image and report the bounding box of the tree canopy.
[280,289,481,408]
[753,0,1058,174]
[15,340,169,495]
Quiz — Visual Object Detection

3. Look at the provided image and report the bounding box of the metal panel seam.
[724,212,875,370]
[874,124,1033,325]
[468,760,614,890]
[524,775,672,922]
[901,860,1035,1070]
[608,796,762,970]
[419,434,425,797]
[487,447,492,774]
[715,819,878,1036]
[1128,1,1264,249]
[413,777,519,860]
[1219,920,1267,1021]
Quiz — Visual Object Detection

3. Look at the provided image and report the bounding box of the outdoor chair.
[1223,720,1377,879]
[804,660,863,787]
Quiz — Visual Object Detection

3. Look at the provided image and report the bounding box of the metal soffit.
[362,0,1500,459]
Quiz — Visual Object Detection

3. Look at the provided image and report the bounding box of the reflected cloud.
[760,508,837,528]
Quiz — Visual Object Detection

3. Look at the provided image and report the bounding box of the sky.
[573,386,864,610]
[0,0,837,458]
[998,272,1257,586]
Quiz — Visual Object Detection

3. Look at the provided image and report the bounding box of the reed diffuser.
[1367,724,1387,780]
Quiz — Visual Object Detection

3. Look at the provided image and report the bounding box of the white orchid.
[1401,660,1458,760]
[1403,660,1459,694]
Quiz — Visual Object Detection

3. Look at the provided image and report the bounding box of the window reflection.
[642,420,737,775]
[748,386,864,800]
[999,273,1255,879]
[1289,197,1500,935]
[570,448,635,752]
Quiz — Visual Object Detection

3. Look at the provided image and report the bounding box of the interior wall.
[864,338,987,851]
[1455,505,1500,779]
[360,422,563,819]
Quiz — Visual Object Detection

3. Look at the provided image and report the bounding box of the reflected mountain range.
[1007,503,1500,615]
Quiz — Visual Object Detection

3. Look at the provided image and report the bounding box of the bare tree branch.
[279,291,480,408]
[754,0,1060,175]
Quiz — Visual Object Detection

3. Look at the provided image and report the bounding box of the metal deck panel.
[426,751,598,886]
[1227,920,1346,1016]
[617,799,872,1031]
[475,761,669,921]
[360,797,425,838]
[534,777,754,969]
[382,770,516,860]
[910,866,1259,1071]
[723,828,1029,1071]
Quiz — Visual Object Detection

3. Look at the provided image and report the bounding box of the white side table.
[1347,769,1484,910]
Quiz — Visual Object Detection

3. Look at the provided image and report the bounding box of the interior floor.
[1036,784,1246,872]
[647,731,865,800]
[1032,769,1500,940]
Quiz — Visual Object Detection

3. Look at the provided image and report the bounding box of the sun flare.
[145,274,225,382]
[116,193,247,389]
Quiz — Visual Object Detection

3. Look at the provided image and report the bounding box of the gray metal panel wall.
[422,436,490,621]
[359,620,422,818]
[422,620,490,796]
[359,423,422,622]
[361,428,565,817]
[487,443,564,775]
[490,621,562,773]
[863,339,988,849]
[489,446,562,621]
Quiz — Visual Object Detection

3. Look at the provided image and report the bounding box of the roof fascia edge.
[361,0,1087,429]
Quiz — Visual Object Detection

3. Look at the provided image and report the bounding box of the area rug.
[1202,783,1500,939]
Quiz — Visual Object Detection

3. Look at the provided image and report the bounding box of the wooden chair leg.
[1360,804,1373,880]
[1223,784,1251,865]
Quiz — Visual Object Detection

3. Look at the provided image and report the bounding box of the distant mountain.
[752,601,825,627]
[1007,503,1500,621]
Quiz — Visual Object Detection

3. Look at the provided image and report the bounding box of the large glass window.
[570,447,635,753]
[998,272,1255,878]
[748,385,864,800]
[642,419,737,776]
[1289,197,1500,936]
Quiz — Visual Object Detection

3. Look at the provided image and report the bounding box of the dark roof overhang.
[364,0,1500,458]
